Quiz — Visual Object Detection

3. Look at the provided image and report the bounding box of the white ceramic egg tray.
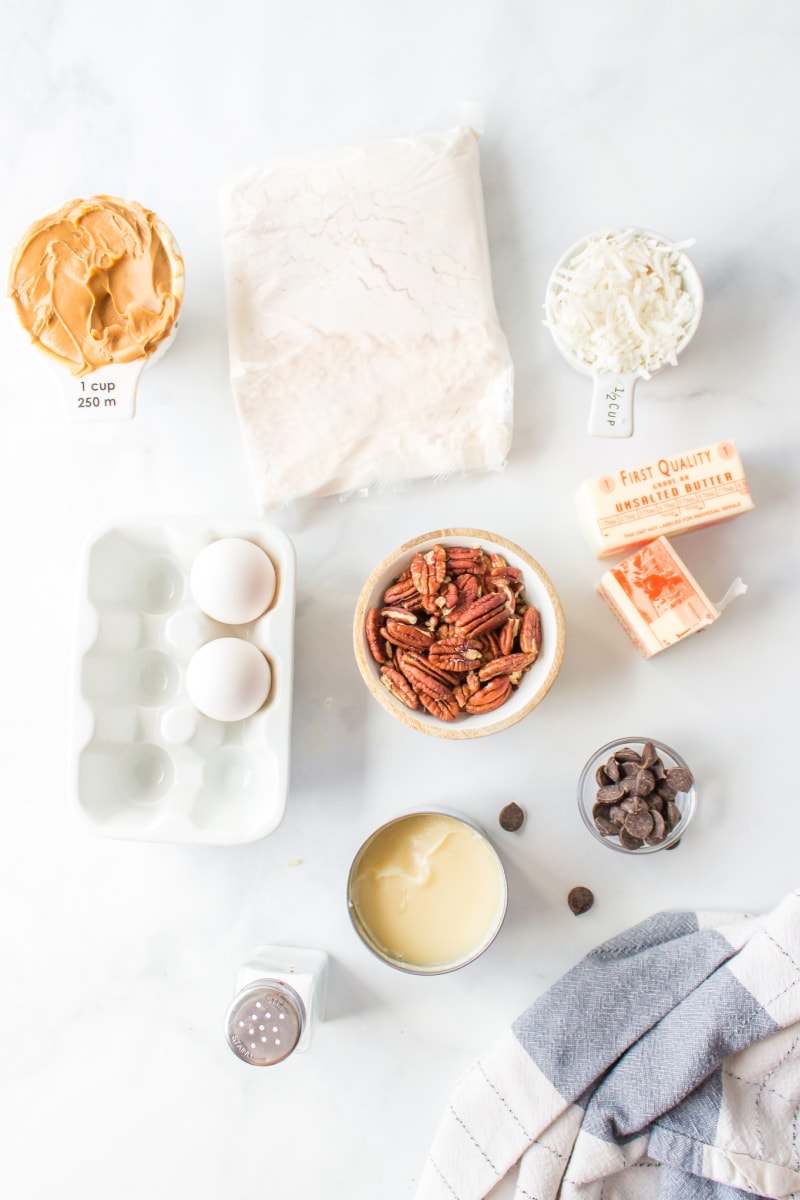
[70,519,295,844]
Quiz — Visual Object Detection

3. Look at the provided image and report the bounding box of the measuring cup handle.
[588,374,637,438]
[55,360,144,422]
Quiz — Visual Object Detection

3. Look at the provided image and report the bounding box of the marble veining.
[1,3,799,1198]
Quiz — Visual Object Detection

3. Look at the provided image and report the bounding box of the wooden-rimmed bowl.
[353,528,566,739]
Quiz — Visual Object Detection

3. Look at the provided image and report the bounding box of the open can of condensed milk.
[347,808,508,975]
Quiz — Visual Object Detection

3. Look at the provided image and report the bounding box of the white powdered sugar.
[221,126,513,510]
[546,229,698,378]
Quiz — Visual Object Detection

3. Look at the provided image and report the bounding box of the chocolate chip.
[595,765,610,786]
[646,810,666,844]
[605,757,621,782]
[615,747,642,763]
[624,810,654,839]
[641,741,657,769]
[499,802,525,832]
[632,769,655,797]
[596,782,625,802]
[567,886,594,915]
[619,827,644,850]
[665,801,682,831]
[665,766,693,792]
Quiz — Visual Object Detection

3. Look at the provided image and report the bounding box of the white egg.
[186,638,271,723]
[190,538,276,625]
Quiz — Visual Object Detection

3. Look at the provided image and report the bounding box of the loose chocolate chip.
[499,802,525,832]
[568,886,594,915]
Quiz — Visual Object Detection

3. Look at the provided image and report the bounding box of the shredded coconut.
[545,230,698,378]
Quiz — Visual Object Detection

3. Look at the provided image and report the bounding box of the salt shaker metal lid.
[225,979,306,1066]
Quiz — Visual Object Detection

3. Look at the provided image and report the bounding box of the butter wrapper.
[596,536,720,658]
[576,440,753,558]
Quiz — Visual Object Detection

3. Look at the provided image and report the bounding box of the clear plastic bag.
[220,125,513,511]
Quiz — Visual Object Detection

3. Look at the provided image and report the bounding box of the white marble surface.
[2,3,799,1197]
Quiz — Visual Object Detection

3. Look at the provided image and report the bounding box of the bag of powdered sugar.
[220,125,514,510]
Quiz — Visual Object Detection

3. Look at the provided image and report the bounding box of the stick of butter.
[576,440,753,558]
[596,536,719,658]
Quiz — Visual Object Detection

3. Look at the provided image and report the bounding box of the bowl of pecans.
[353,528,566,739]
[578,737,696,853]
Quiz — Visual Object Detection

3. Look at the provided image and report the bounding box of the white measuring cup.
[8,204,183,423]
[49,320,181,422]
[544,228,704,438]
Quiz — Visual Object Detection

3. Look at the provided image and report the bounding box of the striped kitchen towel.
[417,891,800,1199]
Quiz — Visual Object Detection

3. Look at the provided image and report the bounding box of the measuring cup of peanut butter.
[544,228,703,438]
[7,195,184,421]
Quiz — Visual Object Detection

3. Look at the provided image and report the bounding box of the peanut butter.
[7,195,183,376]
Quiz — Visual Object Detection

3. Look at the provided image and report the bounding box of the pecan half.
[453,671,481,708]
[499,617,514,656]
[480,630,503,660]
[445,546,486,575]
[464,676,512,714]
[365,608,387,663]
[518,605,543,657]
[478,651,537,682]
[381,619,435,651]
[383,578,421,607]
[396,653,455,701]
[489,562,523,588]
[454,592,510,637]
[396,649,458,688]
[428,637,483,673]
[410,545,447,596]
[418,691,459,721]
[379,666,419,709]
[447,574,481,621]
[380,606,417,625]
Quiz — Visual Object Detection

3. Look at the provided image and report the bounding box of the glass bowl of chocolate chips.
[578,737,696,853]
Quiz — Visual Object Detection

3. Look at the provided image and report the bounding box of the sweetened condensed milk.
[348,812,507,973]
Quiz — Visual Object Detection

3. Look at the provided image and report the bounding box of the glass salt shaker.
[225,945,328,1066]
